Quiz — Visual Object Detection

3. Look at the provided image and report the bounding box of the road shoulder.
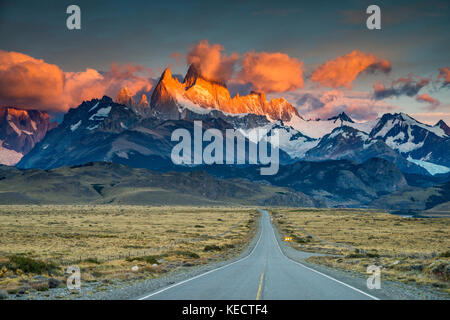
[271,214,449,300]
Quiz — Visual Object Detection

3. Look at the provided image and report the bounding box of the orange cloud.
[64,68,106,106]
[0,50,65,112]
[438,67,450,86]
[185,40,304,93]
[311,50,391,88]
[236,52,304,93]
[0,50,154,112]
[186,40,239,84]
[415,93,440,110]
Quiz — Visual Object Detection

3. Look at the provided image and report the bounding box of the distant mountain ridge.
[0,162,319,207]
[435,119,450,136]
[4,65,449,179]
[16,91,450,178]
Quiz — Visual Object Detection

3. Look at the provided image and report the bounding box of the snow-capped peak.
[327,112,354,123]
[149,65,300,122]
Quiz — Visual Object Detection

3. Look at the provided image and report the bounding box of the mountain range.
[1,65,449,213]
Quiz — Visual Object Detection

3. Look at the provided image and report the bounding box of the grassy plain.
[0,205,258,295]
[271,208,450,293]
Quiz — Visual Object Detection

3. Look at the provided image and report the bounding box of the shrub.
[126,255,159,264]
[7,255,58,274]
[32,282,49,292]
[346,252,380,258]
[83,258,101,264]
[204,245,222,252]
[293,235,309,244]
[172,251,200,259]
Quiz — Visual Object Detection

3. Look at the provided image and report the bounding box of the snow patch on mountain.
[175,93,211,115]
[88,102,100,113]
[89,106,111,120]
[385,127,425,153]
[286,114,377,139]
[400,113,447,138]
[87,124,99,130]
[407,156,450,175]
[70,120,82,131]
[0,143,23,166]
[8,120,22,136]
[237,122,318,159]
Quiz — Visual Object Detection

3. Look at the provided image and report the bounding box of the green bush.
[346,252,380,258]
[439,251,450,258]
[172,250,200,259]
[83,258,101,264]
[204,245,222,252]
[6,255,58,274]
[293,235,310,244]
[126,255,159,264]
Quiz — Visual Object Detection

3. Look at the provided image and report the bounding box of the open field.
[271,208,450,294]
[0,205,258,296]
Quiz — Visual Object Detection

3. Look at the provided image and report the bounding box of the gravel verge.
[272,217,449,300]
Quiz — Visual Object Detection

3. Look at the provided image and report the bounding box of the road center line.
[256,271,264,300]
[256,250,268,300]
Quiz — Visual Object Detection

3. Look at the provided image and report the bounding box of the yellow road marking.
[256,271,264,300]
[256,250,268,300]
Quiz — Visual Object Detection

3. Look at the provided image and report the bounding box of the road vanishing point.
[138,209,379,300]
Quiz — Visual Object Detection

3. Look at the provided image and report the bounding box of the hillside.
[0,162,318,207]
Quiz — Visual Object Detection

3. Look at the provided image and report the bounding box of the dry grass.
[0,205,258,294]
[271,208,450,293]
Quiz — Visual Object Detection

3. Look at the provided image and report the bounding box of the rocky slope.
[202,157,409,207]
[0,107,57,165]
[150,65,300,121]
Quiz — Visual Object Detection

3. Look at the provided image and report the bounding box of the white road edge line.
[137,218,264,300]
[266,210,380,300]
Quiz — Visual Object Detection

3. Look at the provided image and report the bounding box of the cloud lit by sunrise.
[310,50,391,88]
[0,50,155,112]
[415,93,440,110]
[186,40,239,84]
[0,50,65,112]
[236,52,304,93]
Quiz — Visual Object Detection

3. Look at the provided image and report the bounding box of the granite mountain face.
[0,107,57,165]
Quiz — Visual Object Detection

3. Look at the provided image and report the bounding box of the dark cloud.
[373,74,431,100]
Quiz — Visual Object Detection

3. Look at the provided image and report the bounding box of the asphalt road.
[138,210,379,300]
